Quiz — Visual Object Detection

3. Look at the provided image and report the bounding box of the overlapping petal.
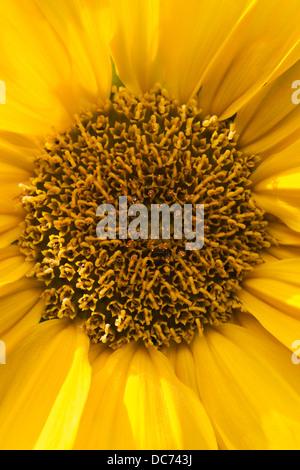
[239,257,300,350]
[74,342,217,450]
[267,222,300,246]
[236,61,300,156]
[0,320,91,450]
[163,341,199,396]
[158,0,252,103]
[0,135,36,171]
[0,245,33,287]
[247,141,300,232]
[109,0,161,97]
[0,198,24,248]
[199,0,300,120]
[192,324,300,449]
[0,272,43,351]
[37,0,113,106]
[0,0,81,136]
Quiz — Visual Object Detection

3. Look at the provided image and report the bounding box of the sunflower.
[0,0,300,451]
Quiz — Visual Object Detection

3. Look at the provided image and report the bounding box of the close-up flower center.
[18,85,273,350]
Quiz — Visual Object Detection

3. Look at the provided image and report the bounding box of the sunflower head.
[18,84,272,349]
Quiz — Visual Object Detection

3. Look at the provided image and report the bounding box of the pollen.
[18,85,273,349]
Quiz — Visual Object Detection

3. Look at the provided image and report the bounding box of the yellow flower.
[0,0,300,450]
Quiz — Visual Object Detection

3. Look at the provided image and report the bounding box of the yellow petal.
[239,288,300,351]
[0,159,32,201]
[0,134,37,171]
[2,298,44,352]
[0,255,31,285]
[243,277,300,320]
[159,0,252,103]
[163,342,199,396]
[109,0,162,96]
[37,0,112,106]
[88,342,112,365]
[0,319,91,450]
[268,222,300,246]
[0,226,22,249]
[259,250,278,264]
[199,0,300,119]
[236,60,300,156]
[0,199,23,247]
[0,214,21,233]
[0,245,32,286]
[267,246,300,260]
[241,257,300,346]
[0,161,31,183]
[251,144,300,205]
[192,324,300,449]
[34,327,92,450]
[74,342,217,450]
[246,257,300,286]
[0,0,77,135]
[0,184,22,202]
[253,192,300,232]
[266,41,300,85]
[251,141,300,184]
[236,312,300,388]
[0,280,42,337]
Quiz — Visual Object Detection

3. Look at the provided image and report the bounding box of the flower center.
[19,85,272,349]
